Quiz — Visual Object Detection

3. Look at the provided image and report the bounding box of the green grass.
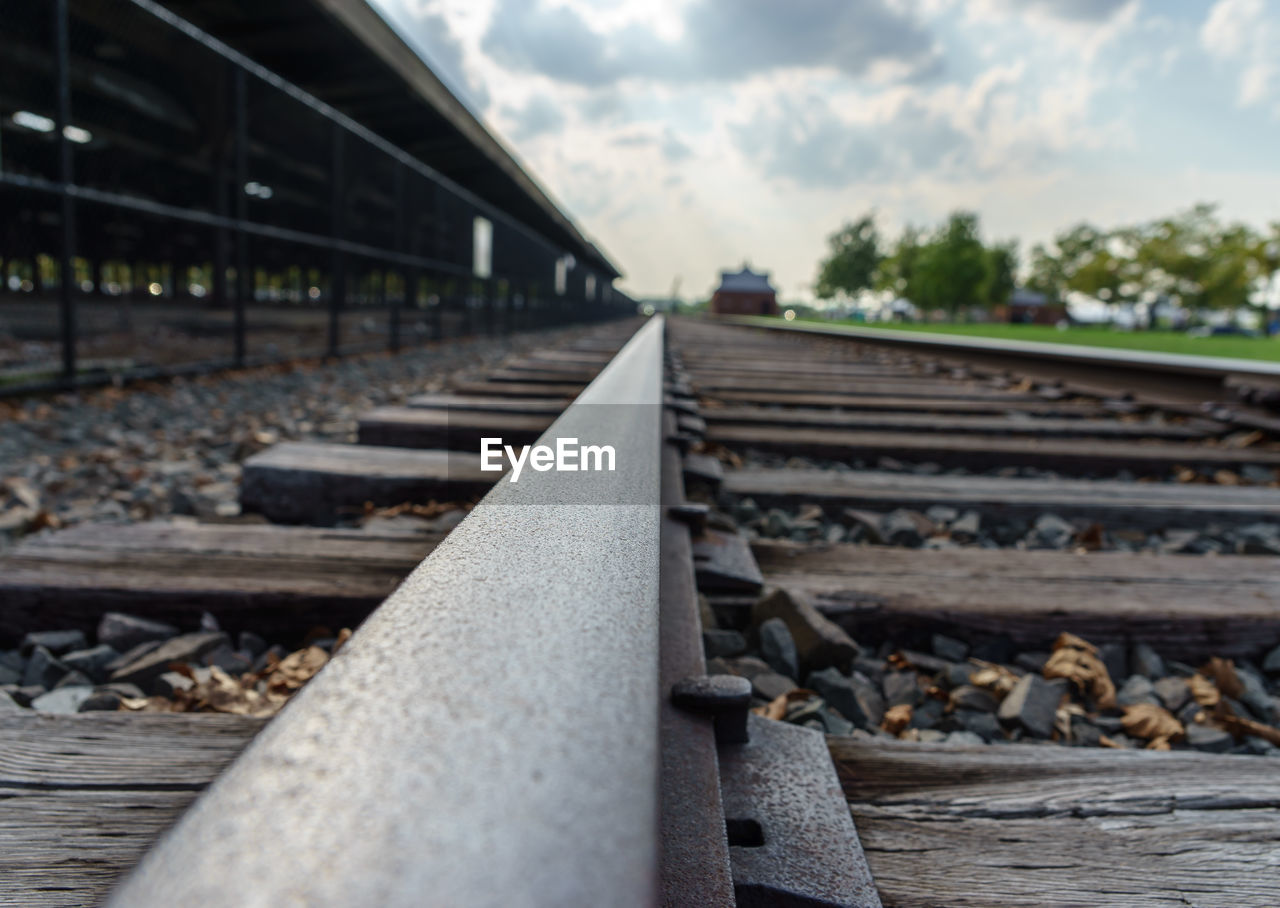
[791,319,1280,362]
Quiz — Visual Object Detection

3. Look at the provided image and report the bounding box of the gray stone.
[1185,723,1234,753]
[702,629,747,659]
[751,671,798,702]
[62,644,120,683]
[925,505,959,525]
[841,508,884,545]
[203,645,255,675]
[104,639,163,673]
[1130,643,1165,679]
[22,646,70,689]
[1116,674,1160,707]
[20,629,87,657]
[79,690,125,711]
[949,685,998,713]
[955,709,1003,742]
[807,668,869,727]
[155,670,197,697]
[5,684,44,707]
[758,617,800,680]
[1177,700,1204,726]
[818,707,856,736]
[721,656,772,680]
[945,730,986,746]
[1014,651,1050,673]
[949,510,982,543]
[238,631,268,658]
[1099,643,1127,684]
[109,632,228,687]
[1236,666,1274,723]
[852,655,887,684]
[1153,676,1191,713]
[823,524,847,544]
[97,612,179,654]
[944,663,973,689]
[916,729,947,743]
[1070,716,1102,747]
[997,674,1061,738]
[54,670,92,690]
[882,671,921,708]
[899,649,950,674]
[908,699,945,730]
[931,634,968,663]
[31,685,94,714]
[882,509,933,547]
[97,682,145,699]
[251,644,288,673]
[1263,644,1280,675]
[1237,523,1280,555]
[752,587,860,673]
[1243,735,1280,756]
[1030,513,1074,549]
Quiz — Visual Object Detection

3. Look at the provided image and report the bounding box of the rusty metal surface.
[111,317,665,907]
[719,715,882,908]
[693,529,765,595]
[659,406,737,906]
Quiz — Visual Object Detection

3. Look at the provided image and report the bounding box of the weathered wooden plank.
[406,393,572,414]
[486,368,595,384]
[449,379,586,398]
[694,376,1027,400]
[705,406,1212,439]
[723,468,1280,529]
[707,425,1280,474]
[0,521,435,640]
[240,442,494,524]
[357,406,554,450]
[0,712,262,908]
[754,541,1280,659]
[829,738,1280,908]
[702,390,1105,416]
[685,362,916,379]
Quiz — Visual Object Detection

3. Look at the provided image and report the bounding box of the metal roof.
[159,0,620,278]
[716,266,775,295]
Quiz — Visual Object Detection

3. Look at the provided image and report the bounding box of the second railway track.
[2,313,1280,906]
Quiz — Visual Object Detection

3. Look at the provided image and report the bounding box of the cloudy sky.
[370,0,1280,302]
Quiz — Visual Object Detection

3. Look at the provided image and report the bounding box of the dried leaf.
[1224,430,1264,449]
[1043,632,1116,709]
[1218,714,1280,747]
[331,627,353,655]
[1214,469,1241,486]
[1187,673,1221,708]
[1175,466,1198,484]
[1098,735,1122,749]
[969,660,1020,698]
[882,703,913,736]
[1121,703,1184,741]
[1199,658,1244,700]
[1146,736,1172,751]
[1074,523,1105,551]
[753,688,815,721]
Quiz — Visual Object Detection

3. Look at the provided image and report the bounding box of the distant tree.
[910,212,989,314]
[815,215,882,300]
[980,241,1018,308]
[875,226,923,297]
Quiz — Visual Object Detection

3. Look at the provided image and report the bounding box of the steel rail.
[110,316,666,907]
[718,316,1280,420]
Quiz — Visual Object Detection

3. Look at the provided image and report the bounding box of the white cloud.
[1201,0,1280,112]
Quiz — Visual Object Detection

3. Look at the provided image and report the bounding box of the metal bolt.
[667,503,709,534]
[671,674,752,746]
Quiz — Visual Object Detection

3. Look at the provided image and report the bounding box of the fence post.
[233,67,248,366]
[54,0,77,384]
[328,123,344,358]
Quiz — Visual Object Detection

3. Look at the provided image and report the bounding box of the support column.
[54,0,76,382]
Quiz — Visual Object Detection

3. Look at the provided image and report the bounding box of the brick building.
[709,265,778,316]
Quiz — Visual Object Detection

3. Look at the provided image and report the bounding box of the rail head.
[110,316,666,907]
[718,315,1280,380]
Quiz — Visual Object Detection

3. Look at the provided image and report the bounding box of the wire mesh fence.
[0,0,631,393]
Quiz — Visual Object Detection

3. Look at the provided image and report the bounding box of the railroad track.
[2,314,1280,906]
